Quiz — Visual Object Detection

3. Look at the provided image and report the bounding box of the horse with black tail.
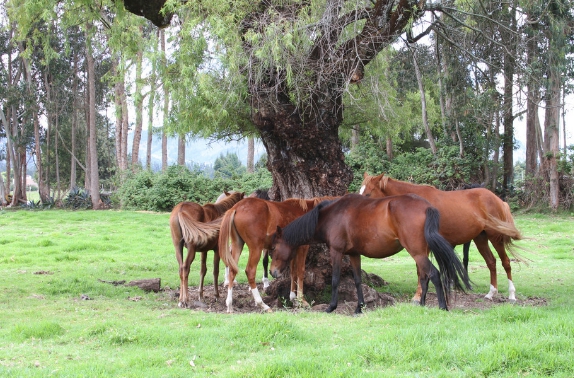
[270,194,472,313]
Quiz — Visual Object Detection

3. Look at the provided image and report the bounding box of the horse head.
[269,226,297,278]
[359,172,387,198]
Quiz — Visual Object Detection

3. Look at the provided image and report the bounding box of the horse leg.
[463,242,471,272]
[245,248,271,312]
[225,239,244,313]
[262,249,270,289]
[349,254,365,314]
[412,265,423,304]
[198,251,207,301]
[291,246,309,307]
[179,243,196,308]
[326,249,343,313]
[488,234,516,302]
[174,239,186,306]
[213,251,220,299]
[473,233,498,300]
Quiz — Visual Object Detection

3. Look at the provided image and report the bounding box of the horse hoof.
[411,300,421,306]
[325,306,336,313]
[508,299,517,304]
[178,302,187,308]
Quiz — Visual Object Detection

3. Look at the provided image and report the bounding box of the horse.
[169,191,245,308]
[218,189,273,288]
[219,196,337,313]
[359,172,524,302]
[270,194,472,313]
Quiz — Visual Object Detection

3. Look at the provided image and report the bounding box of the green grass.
[0,209,573,377]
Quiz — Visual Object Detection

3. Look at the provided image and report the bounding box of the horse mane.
[212,192,243,215]
[250,188,270,200]
[380,175,435,191]
[281,200,335,246]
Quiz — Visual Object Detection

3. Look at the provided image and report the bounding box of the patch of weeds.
[11,321,65,340]
[38,239,55,247]
[0,238,15,245]
[108,329,139,345]
[55,254,80,262]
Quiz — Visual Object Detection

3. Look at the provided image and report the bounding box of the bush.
[63,187,93,210]
[117,165,273,212]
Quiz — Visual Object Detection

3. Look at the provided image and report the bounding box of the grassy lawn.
[0,208,573,377]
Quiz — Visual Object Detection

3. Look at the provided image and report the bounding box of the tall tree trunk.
[112,55,124,171]
[247,137,255,172]
[132,31,144,169]
[146,90,154,170]
[350,126,360,153]
[501,4,517,196]
[160,29,168,171]
[433,15,448,138]
[525,24,540,177]
[544,62,560,211]
[386,136,393,161]
[0,167,5,206]
[0,108,10,206]
[70,54,78,189]
[21,50,49,203]
[177,135,185,166]
[86,24,101,209]
[491,111,501,191]
[412,47,437,156]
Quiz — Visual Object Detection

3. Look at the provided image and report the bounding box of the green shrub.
[117,165,272,211]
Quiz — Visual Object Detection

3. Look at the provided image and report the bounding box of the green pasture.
[0,209,573,377]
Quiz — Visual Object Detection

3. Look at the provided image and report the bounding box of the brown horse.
[270,194,472,313]
[359,172,524,302]
[169,191,245,308]
[219,196,336,313]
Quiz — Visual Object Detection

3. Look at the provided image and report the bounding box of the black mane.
[281,200,334,246]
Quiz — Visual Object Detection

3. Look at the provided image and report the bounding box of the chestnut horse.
[270,194,472,313]
[219,196,336,313]
[170,191,245,307]
[360,173,524,302]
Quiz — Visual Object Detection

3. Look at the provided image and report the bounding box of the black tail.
[424,207,472,295]
[281,200,335,247]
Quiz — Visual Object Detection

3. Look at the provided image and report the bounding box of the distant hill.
[128,129,265,171]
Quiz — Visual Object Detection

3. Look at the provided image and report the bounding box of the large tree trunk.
[86,24,101,209]
[544,63,560,211]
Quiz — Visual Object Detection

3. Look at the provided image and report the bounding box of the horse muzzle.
[270,267,282,279]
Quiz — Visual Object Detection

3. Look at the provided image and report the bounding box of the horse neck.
[384,178,427,196]
[211,195,240,216]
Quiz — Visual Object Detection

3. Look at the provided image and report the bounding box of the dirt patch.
[163,280,548,315]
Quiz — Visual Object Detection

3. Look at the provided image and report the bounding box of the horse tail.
[282,200,334,246]
[218,209,239,275]
[483,202,529,264]
[424,207,472,295]
[177,212,221,250]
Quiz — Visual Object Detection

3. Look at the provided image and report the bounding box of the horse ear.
[276,225,282,238]
[363,172,368,179]
[224,191,230,196]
